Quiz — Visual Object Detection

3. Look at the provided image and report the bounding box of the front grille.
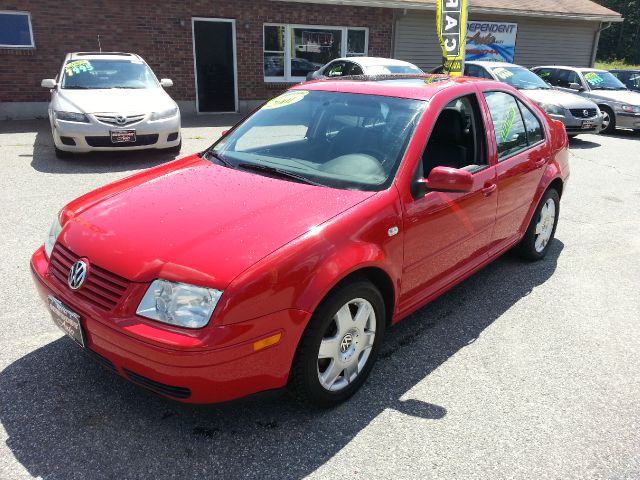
[123,368,192,399]
[570,108,597,118]
[48,243,130,311]
[85,134,159,147]
[94,113,146,126]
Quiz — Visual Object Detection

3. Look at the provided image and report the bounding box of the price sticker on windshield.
[494,67,514,80]
[64,60,94,77]
[584,72,604,85]
[263,90,309,110]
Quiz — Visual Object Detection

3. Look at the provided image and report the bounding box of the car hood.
[54,87,176,114]
[522,89,596,109]
[587,89,640,105]
[60,156,375,287]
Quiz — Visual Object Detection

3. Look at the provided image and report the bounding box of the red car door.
[480,90,549,250]
[398,89,498,315]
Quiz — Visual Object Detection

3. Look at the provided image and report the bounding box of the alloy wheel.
[534,198,556,253]
[317,298,376,392]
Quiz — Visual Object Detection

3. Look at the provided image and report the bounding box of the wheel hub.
[339,329,359,361]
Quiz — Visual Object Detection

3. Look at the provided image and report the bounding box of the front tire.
[288,279,385,407]
[600,106,616,134]
[515,188,560,261]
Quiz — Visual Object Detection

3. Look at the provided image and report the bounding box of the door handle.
[534,157,547,168]
[482,183,497,196]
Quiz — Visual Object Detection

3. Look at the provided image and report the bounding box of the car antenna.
[97,34,102,53]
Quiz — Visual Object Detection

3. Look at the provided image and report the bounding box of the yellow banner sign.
[436,0,468,76]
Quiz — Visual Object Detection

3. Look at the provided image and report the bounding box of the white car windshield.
[490,66,552,90]
[366,65,423,75]
[582,71,627,90]
[61,59,159,90]
[207,90,425,191]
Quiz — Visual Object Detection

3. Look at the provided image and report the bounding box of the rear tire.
[515,188,560,261]
[600,106,615,134]
[288,279,385,407]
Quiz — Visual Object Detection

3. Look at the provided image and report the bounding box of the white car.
[41,52,181,158]
[306,57,423,80]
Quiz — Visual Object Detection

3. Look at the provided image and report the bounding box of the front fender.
[218,188,403,325]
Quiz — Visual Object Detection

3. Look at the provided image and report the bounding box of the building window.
[264,24,368,82]
[0,11,35,48]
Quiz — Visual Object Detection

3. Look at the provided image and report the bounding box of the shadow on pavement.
[569,136,601,150]
[0,240,563,479]
[605,129,640,141]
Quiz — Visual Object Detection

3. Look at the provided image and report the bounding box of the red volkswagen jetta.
[31,75,569,406]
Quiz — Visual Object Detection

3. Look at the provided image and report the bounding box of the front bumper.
[30,246,310,403]
[615,111,640,129]
[547,111,602,134]
[52,113,181,152]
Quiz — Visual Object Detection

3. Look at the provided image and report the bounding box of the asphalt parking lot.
[0,119,639,480]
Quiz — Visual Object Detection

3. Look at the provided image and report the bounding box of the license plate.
[110,130,136,143]
[48,295,85,347]
[581,120,595,129]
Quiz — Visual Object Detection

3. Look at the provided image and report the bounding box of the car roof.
[533,65,607,73]
[65,52,145,62]
[466,60,522,69]
[296,74,502,101]
[333,57,419,67]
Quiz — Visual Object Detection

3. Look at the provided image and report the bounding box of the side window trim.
[515,99,545,148]
[482,90,533,162]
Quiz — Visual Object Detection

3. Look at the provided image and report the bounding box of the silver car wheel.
[317,298,376,392]
[534,198,556,253]
[601,110,611,130]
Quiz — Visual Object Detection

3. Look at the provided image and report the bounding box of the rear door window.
[555,69,582,88]
[325,61,348,77]
[483,91,528,160]
[517,100,544,145]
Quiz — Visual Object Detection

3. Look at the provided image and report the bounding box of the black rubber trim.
[123,368,191,399]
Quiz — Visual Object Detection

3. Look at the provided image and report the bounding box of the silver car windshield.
[207,90,425,191]
[582,71,627,90]
[61,59,159,90]
[490,66,552,90]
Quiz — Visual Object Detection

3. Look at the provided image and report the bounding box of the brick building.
[0,0,621,119]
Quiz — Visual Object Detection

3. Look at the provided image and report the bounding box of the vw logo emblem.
[583,109,590,117]
[115,115,127,125]
[68,260,88,290]
[340,333,354,353]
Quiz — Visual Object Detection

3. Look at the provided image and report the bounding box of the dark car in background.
[610,70,640,92]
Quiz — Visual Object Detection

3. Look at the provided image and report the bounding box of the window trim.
[483,90,537,162]
[263,23,369,83]
[515,98,545,150]
[0,10,35,48]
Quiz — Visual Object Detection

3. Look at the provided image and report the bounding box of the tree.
[595,0,640,64]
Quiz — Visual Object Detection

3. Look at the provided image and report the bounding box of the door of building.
[192,18,237,113]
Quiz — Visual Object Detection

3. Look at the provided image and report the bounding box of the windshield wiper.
[203,150,234,168]
[237,163,324,186]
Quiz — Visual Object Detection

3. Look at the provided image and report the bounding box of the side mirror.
[568,82,584,91]
[41,79,57,89]
[423,166,473,193]
[160,78,174,88]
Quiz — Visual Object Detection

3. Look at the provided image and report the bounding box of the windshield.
[582,71,627,90]
[208,90,425,191]
[366,65,423,75]
[61,59,159,89]
[489,66,551,90]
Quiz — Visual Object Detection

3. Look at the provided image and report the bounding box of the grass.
[595,59,640,70]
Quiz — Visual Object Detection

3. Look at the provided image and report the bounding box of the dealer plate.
[110,130,136,143]
[581,120,595,130]
[48,295,85,347]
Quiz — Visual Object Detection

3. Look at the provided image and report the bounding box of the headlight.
[539,103,565,116]
[55,111,90,123]
[136,279,222,329]
[150,107,178,121]
[621,105,640,113]
[44,217,62,259]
